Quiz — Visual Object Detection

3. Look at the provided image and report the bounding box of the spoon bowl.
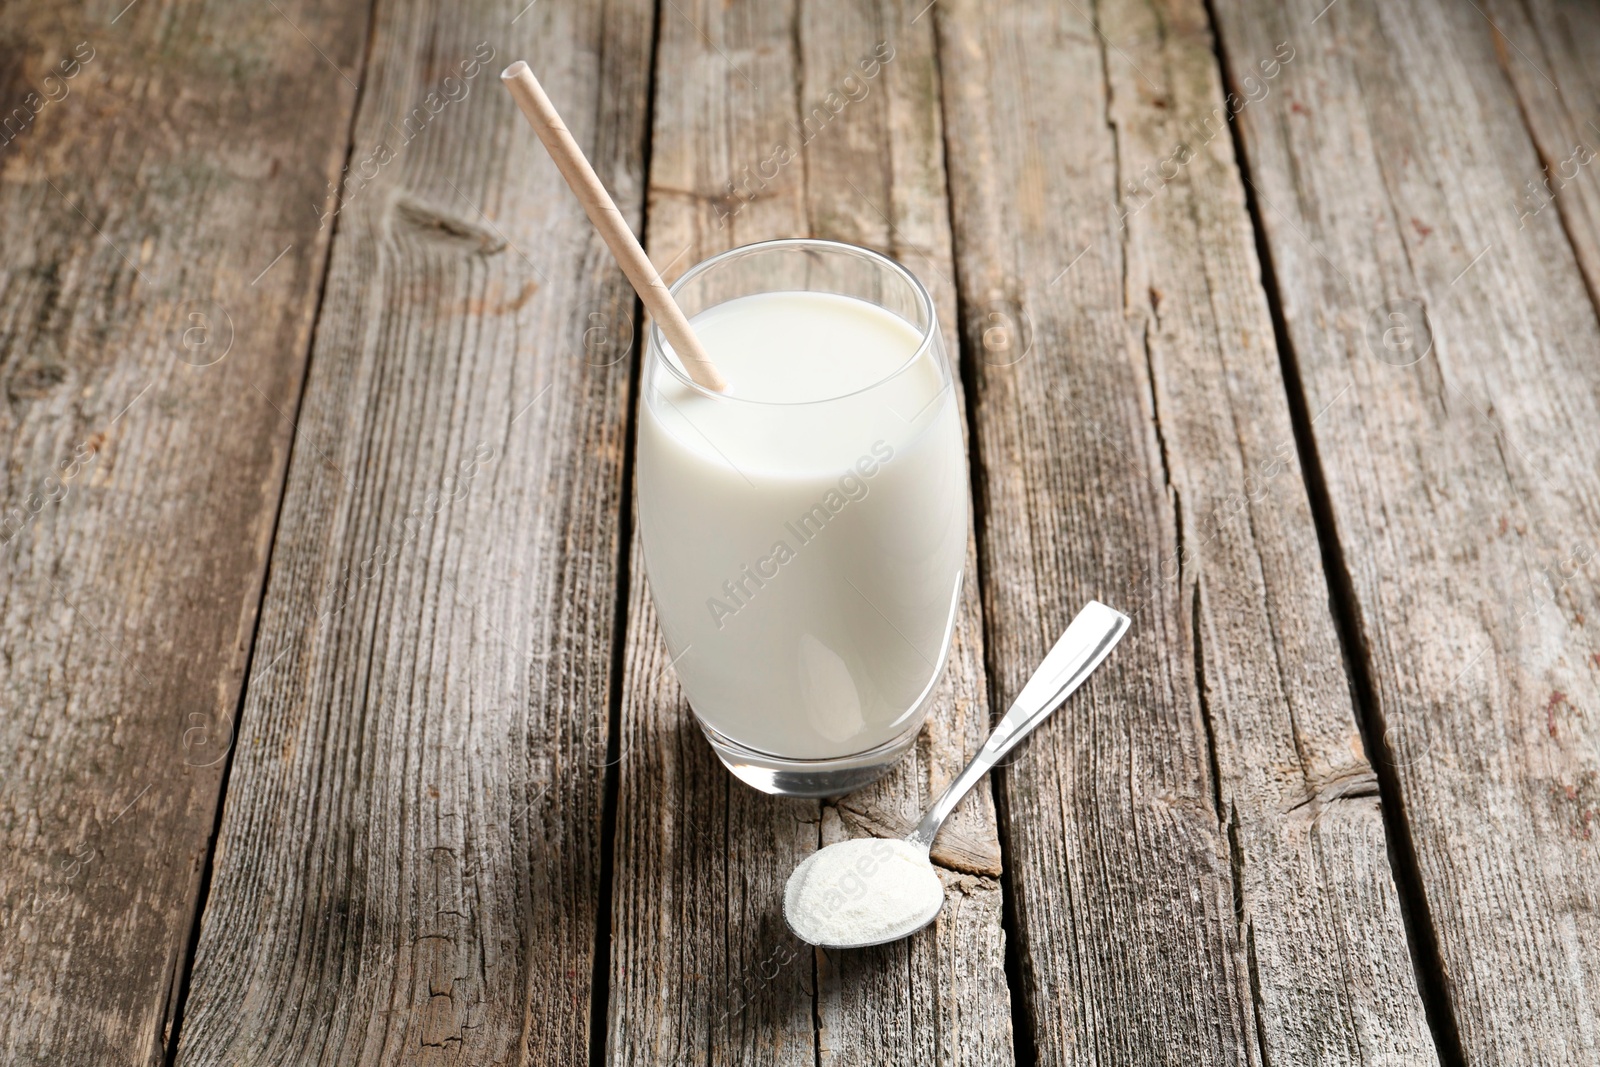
[783,838,943,949]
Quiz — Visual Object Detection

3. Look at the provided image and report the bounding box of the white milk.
[637,291,966,760]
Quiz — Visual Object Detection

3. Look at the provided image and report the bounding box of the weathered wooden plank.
[937,0,1431,1061]
[0,1,367,1063]
[1101,4,1437,1062]
[608,1,1011,1063]
[1484,0,1600,307]
[1210,0,1600,1060]
[169,0,654,1063]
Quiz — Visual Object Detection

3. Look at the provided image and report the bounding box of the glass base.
[696,715,926,798]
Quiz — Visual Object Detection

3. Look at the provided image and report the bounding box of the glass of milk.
[638,239,967,797]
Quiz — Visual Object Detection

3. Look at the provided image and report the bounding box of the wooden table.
[4,0,1597,1063]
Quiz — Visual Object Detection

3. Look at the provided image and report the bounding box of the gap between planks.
[924,10,1038,1062]
[585,2,672,1063]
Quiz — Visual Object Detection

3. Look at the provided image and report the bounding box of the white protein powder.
[783,837,945,946]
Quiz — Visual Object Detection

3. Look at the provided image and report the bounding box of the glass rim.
[646,237,941,407]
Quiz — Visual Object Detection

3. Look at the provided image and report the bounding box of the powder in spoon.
[784,837,945,947]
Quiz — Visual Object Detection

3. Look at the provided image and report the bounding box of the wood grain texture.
[1210,0,1600,1060]
[607,0,1012,1063]
[170,0,654,1063]
[937,0,1431,1061]
[1483,0,1600,308]
[0,0,367,1062]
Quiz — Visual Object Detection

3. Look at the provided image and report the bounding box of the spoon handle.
[906,601,1130,851]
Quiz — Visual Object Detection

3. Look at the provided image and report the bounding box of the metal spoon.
[783,600,1130,949]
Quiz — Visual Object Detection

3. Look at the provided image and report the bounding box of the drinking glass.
[637,239,966,797]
